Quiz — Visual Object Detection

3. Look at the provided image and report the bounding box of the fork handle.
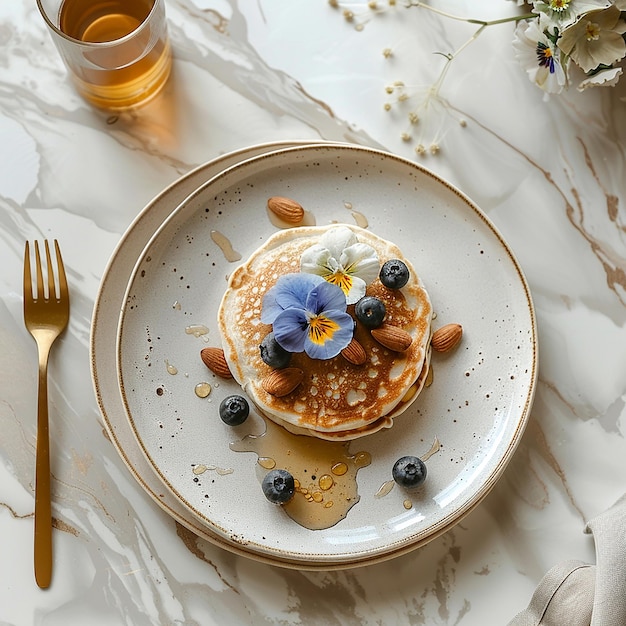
[34,345,52,589]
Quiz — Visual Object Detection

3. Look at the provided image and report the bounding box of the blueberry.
[262,469,295,504]
[355,296,386,328]
[392,455,427,489]
[259,332,291,369]
[380,259,410,290]
[219,394,249,426]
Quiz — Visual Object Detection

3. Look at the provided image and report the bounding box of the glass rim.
[36,0,162,49]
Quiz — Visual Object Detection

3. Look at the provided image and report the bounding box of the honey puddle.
[230,417,371,530]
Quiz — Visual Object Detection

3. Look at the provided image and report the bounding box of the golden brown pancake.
[218,225,432,440]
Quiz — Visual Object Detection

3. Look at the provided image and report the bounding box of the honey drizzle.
[194,382,212,398]
[185,324,210,338]
[211,230,242,262]
[421,436,441,462]
[193,463,233,476]
[351,211,369,228]
[230,417,371,530]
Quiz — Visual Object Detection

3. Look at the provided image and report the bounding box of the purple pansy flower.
[261,273,354,360]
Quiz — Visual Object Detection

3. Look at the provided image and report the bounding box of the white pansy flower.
[533,0,611,29]
[300,226,379,305]
[578,65,622,89]
[558,5,626,73]
[513,18,569,94]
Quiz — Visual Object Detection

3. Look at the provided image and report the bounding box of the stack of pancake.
[218,225,433,441]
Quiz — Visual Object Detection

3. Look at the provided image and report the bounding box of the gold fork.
[23,240,70,589]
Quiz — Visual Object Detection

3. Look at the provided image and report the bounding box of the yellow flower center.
[308,315,340,345]
[585,21,601,41]
[324,271,353,297]
[549,0,570,11]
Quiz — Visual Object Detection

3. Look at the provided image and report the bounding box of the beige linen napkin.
[508,494,626,626]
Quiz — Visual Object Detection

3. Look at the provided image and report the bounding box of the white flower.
[558,5,626,72]
[300,226,379,305]
[532,0,611,29]
[513,18,569,94]
[578,65,623,89]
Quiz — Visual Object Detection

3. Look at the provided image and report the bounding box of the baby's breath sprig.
[328,0,398,31]
[383,3,533,155]
[384,81,453,157]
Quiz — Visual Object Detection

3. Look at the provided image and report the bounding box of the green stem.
[467,13,536,26]
[431,23,486,96]
[405,1,534,26]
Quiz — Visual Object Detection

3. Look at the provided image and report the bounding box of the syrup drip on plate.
[192,463,233,476]
[230,417,371,530]
[210,230,241,262]
[185,324,209,339]
[194,382,212,398]
[343,200,368,228]
[375,436,441,499]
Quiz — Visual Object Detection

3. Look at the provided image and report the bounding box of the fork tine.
[24,241,32,300]
[34,241,44,301]
[44,241,55,301]
[54,240,68,301]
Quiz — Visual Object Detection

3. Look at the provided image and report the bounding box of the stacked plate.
[90,142,537,569]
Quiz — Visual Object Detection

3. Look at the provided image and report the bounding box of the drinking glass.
[36,0,172,110]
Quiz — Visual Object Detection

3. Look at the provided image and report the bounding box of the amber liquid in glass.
[59,0,171,109]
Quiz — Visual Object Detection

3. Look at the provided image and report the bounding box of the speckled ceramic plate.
[114,144,537,568]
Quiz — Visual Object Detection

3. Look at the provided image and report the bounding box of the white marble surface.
[1,0,626,624]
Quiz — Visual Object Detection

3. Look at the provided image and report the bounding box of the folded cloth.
[508,493,626,626]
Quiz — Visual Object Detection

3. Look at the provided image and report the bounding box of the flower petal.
[533,0,611,29]
[300,245,336,277]
[272,308,309,353]
[340,243,380,284]
[261,273,323,324]
[344,275,367,305]
[578,65,622,89]
[320,226,358,259]
[305,280,347,315]
[304,310,354,359]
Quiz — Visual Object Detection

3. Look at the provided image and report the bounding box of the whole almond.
[341,338,367,365]
[262,367,304,397]
[431,323,463,353]
[267,196,305,224]
[371,324,413,352]
[200,347,233,378]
